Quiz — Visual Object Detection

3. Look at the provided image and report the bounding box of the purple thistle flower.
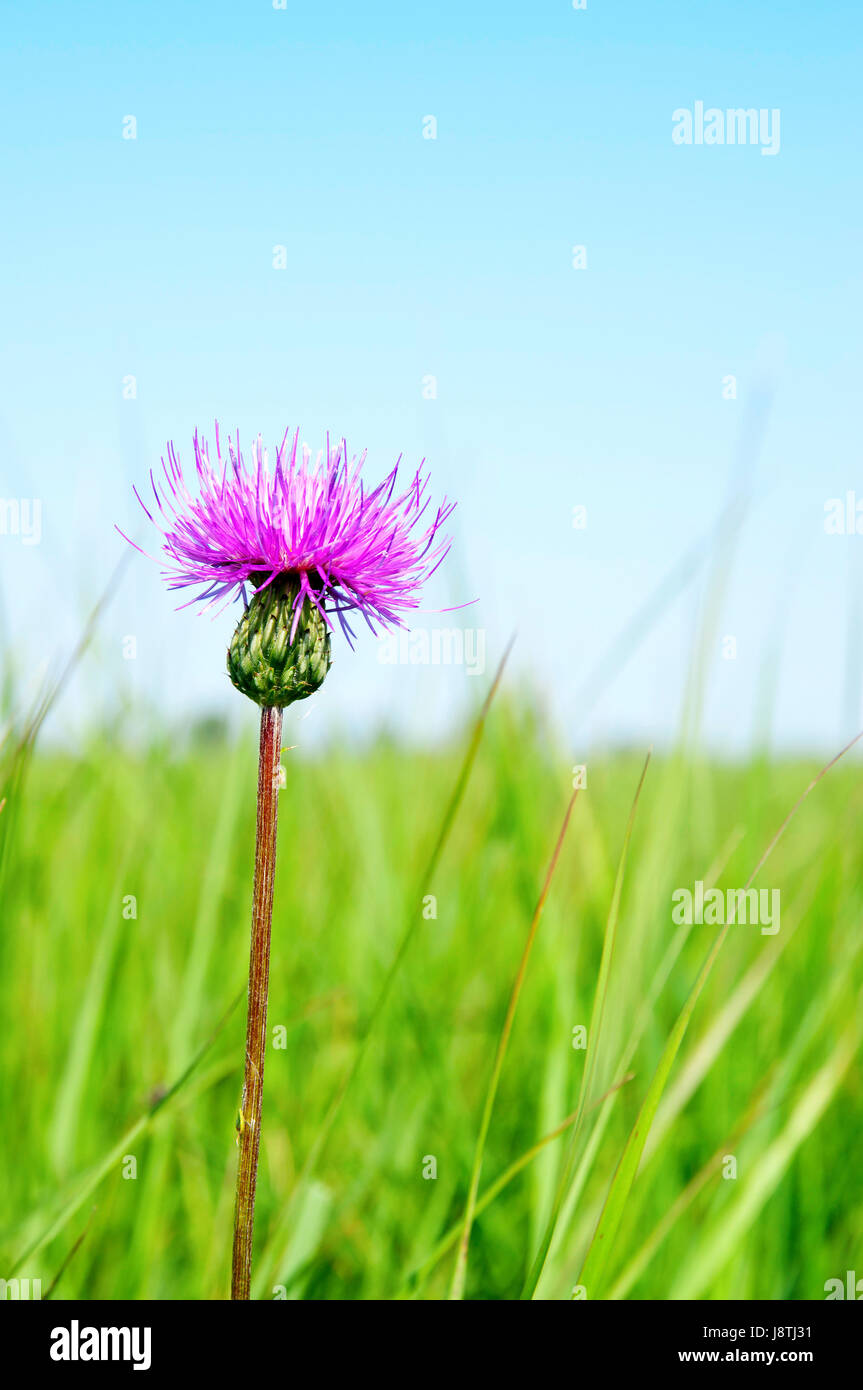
[119,423,456,646]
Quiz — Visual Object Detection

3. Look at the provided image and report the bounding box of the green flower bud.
[227,573,332,708]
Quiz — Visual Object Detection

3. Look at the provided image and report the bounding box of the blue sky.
[1,1,861,753]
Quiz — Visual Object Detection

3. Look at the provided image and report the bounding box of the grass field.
[2,667,862,1301]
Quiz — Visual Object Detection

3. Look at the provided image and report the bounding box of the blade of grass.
[43,1214,93,1300]
[310,634,515,1132]
[520,751,651,1299]
[530,824,745,1294]
[573,495,750,727]
[609,926,863,1299]
[448,781,581,1299]
[608,1098,768,1300]
[576,730,863,1299]
[399,1072,634,1298]
[281,1072,636,1302]
[669,1016,860,1298]
[48,850,133,1173]
[576,382,772,731]
[9,987,244,1276]
[0,552,131,903]
[644,868,817,1161]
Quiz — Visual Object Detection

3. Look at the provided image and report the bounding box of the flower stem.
[231,704,283,1300]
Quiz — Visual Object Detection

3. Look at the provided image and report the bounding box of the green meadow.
[1,658,862,1301]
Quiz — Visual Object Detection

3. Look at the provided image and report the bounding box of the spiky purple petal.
[119,426,456,643]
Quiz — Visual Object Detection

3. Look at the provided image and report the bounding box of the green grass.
[1,692,862,1300]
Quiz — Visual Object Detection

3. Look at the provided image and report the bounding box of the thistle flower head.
[120,424,457,707]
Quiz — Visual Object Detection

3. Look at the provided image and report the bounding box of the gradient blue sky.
[1,2,861,753]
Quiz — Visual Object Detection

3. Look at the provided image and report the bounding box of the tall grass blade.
[576,730,862,1298]
[448,782,581,1299]
[521,751,651,1299]
[669,1019,859,1298]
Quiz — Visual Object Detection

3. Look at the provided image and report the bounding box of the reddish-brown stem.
[231,704,283,1300]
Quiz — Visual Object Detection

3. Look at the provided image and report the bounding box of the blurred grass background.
[1,666,862,1301]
